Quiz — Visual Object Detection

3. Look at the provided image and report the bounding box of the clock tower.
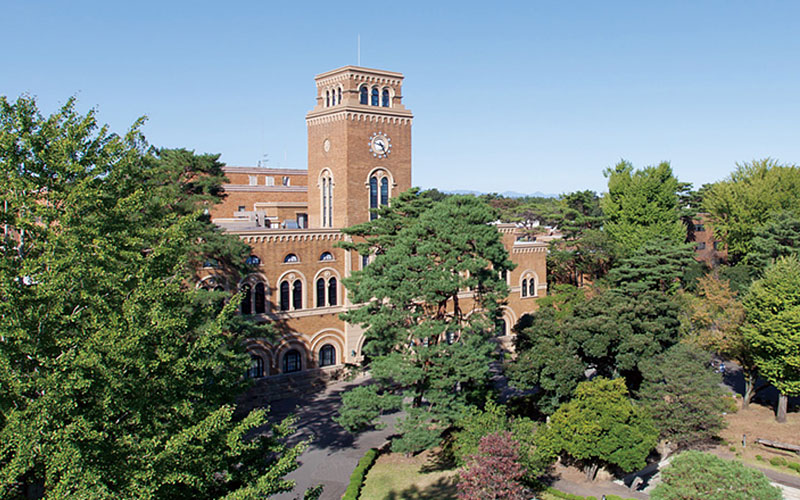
[306,66,413,229]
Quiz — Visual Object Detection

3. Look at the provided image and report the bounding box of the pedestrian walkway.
[266,374,398,500]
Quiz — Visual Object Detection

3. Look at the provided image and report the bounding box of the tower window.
[371,87,379,106]
[320,172,333,228]
[369,176,379,220]
[282,176,290,186]
[325,90,330,107]
[382,88,390,107]
[380,177,389,206]
[360,86,368,104]
[328,277,337,306]
[520,272,538,298]
[265,176,275,186]
[337,87,342,104]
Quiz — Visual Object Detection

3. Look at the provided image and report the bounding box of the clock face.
[369,132,391,158]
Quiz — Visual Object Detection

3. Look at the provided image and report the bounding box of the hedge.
[545,487,638,500]
[342,448,379,500]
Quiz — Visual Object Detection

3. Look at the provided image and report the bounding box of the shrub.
[342,448,378,500]
[458,432,528,500]
[722,395,739,413]
[651,451,781,499]
[729,446,736,452]
[770,456,787,467]
[756,455,763,461]
[787,462,800,473]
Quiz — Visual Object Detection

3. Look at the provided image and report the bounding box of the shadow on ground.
[383,477,459,500]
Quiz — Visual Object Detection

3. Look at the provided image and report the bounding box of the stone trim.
[237,230,345,243]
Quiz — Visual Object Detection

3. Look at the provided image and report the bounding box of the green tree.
[744,211,800,272]
[638,344,727,449]
[335,193,514,454]
[608,236,695,296]
[742,255,800,422]
[703,158,800,263]
[451,401,549,481]
[539,378,657,480]
[650,451,781,500]
[683,275,759,407]
[601,160,689,257]
[0,96,303,498]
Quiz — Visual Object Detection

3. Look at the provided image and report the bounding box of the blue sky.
[5,1,800,194]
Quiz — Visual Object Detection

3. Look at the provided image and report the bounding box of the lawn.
[359,449,459,500]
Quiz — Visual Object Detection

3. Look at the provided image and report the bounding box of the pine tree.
[335,192,514,454]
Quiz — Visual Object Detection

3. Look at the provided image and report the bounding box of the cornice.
[236,229,346,244]
[306,107,413,126]
[222,185,308,193]
[223,166,308,175]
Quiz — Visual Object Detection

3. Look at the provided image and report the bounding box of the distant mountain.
[442,189,558,199]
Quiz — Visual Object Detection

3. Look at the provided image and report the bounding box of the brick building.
[206,66,547,380]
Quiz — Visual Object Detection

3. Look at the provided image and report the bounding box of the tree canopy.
[638,344,727,448]
[335,192,514,454]
[743,255,800,422]
[703,158,800,262]
[538,377,657,480]
[0,96,302,498]
[651,451,781,500]
[601,160,689,257]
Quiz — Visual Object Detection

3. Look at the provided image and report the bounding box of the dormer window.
[360,86,368,104]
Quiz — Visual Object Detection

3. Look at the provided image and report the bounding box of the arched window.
[284,254,299,263]
[520,272,538,298]
[316,278,325,308]
[280,281,290,311]
[325,90,330,107]
[292,280,302,309]
[328,277,337,306]
[359,86,368,104]
[249,356,264,378]
[283,350,301,373]
[246,255,261,265]
[371,87,379,106]
[319,344,336,367]
[320,172,333,228]
[240,284,252,315]
[319,252,333,261]
[496,319,507,337]
[337,87,342,104]
[369,176,379,220]
[382,88,390,107]
[254,282,266,314]
[380,177,389,206]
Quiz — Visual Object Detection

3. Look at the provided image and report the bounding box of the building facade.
[207,66,548,379]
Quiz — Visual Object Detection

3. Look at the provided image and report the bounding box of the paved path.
[266,374,398,500]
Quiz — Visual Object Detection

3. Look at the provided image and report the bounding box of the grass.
[359,450,459,500]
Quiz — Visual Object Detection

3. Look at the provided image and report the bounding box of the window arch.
[371,87,379,106]
[248,356,264,378]
[240,283,252,315]
[284,253,299,263]
[319,344,336,367]
[197,276,225,291]
[283,349,301,373]
[292,280,302,310]
[280,281,290,311]
[319,170,334,228]
[360,86,368,104]
[382,88,390,107]
[319,251,334,261]
[520,271,539,298]
[246,255,261,265]
[314,271,339,307]
[367,169,393,220]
